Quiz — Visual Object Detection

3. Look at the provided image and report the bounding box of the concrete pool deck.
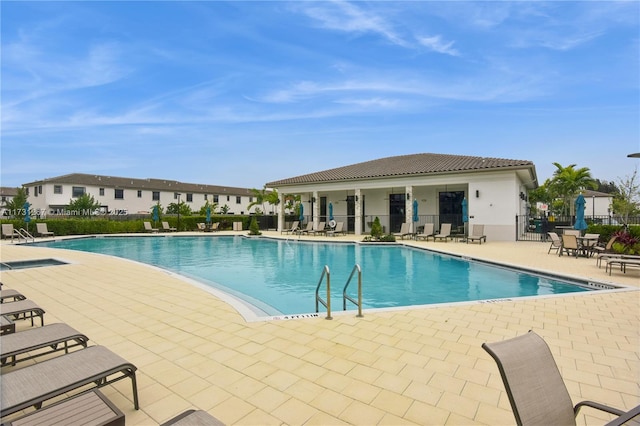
[1,231,638,425]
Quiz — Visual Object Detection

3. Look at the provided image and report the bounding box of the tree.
[611,167,640,224]
[68,194,101,217]
[548,163,597,216]
[3,187,28,218]
[166,201,192,216]
[198,200,217,216]
[247,187,267,215]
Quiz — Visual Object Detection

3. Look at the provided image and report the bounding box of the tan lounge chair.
[143,221,159,233]
[309,221,327,236]
[433,223,452,242]
[559,234,581,257]
[161,409,225,426]
[393,223,412,240]
[605,257,640,275]
[298,222,314,235]
[482,331,626,425]
[466,224,487,244]
[197,222,206,231]
[281,221,300,235]
[0,345,139,417]
[547,232,562,254]
[1,315,15,335]
[1,323,89,366]
[0,289,27,303]
[162,221,177,232]
[326,222,346,237]
[36,223,54,237]
[0,300,45,327]
[415,223,435,241]
[2,224,18,241]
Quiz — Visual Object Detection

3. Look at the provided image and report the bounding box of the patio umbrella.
[24,202,31,232]
[152,205,159,223]
[573,193,588,231]
[462,198,468,223]
[412,199,419,223]
[329,202,334,221]
[299,203,304,223]
[206,205,211,224]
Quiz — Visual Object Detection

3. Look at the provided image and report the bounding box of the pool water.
[35,236,592,316]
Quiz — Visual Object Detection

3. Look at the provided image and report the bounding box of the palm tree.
[548,163,597,216]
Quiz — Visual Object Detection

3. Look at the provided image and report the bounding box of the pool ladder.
[315,264,363,320]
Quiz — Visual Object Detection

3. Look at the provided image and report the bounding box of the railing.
[343,264,363,318]
[516,215,638,242]
[315,265,332,320]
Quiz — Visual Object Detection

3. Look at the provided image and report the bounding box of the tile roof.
[267,153,535,186]
[24,173,253,195]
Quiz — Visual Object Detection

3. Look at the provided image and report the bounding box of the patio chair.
[0,345,139,417]
[0,299,45,327]
[281,220,299,235]
[197,222,206,231]
[161,409,225,426]
[162,221,177,232]
[466,224,487,244]
[482,331,626,426]
[0,289,27,304]
[298,222,314,235]
[36,223,54,237]
[433,223,452,242]
[559,234,581,258]
[1,323,89,366]
[415,223,435,241]
[593,236,618,266]
[143,221,159,233]
[547,232,562,254]
[2,224,18,241]
[309,221,327,236]
[1,315,15,335]
[326,222,346,237]
[210,222,220,232]
[393,223,412,240]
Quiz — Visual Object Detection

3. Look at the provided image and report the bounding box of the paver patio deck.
[1,231,638,425]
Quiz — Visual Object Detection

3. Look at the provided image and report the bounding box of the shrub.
[248,217,261,235]
[370,217,383,239]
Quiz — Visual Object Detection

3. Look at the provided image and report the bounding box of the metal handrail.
[315,265,332,320]
[343,264,363,317]
[19,228,35,242]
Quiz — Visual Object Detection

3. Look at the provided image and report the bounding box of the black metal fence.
[516,215,639,242]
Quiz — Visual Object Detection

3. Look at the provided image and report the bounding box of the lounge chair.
[161,409,225,426]
[281,221,300,235]
[559,234,581,257]
[393,223,412,240]
[326,222,346,237]
[143,221,159,233]
[433,223,452,242]
[0,345,139,417]
[482,331,626,426]
[162,221,177,232]
[3,389,125,426]
[0,300,45,327]
[564,229,581,237]
[36,223,55,237]
[466,224,487,244]
[547,232,562,254]
[605,257,640,276]
[0,289,27,303]
[415,223,435,241]
[197,222,206,231]
[593,236,618,266]
[1,323,89,366]
[2,224,17,241]
[1,315,15,335]
[309,221,327,236]
[298,222,314,235]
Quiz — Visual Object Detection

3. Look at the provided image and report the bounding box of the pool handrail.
[343,264,363,318]
[315,265,332,320]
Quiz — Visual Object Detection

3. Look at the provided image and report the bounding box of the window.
[38,185,42,195]
[115,189,124,199]
[137,190,142,198]
[72,187,86,198]
[213,195,219,203]
[204,194,208,200]
[34,186,38,197]
[236,196,241,204]
[174,193,179,200]
[186,193,193,202]
[54,185,63,194]
[99,188,105,196]
[152,191,160,201]
[226,196,230,202]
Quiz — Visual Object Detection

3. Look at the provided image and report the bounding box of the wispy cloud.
[415,35,459,56]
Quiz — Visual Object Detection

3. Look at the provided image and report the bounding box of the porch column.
[406,186,414,233]
[355,188,362,236]
[277,192,285,232]
[313,191,319,229]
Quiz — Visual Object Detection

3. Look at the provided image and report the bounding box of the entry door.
[347,196,355,232]
[389,193,406,233]
[439,191,465,230]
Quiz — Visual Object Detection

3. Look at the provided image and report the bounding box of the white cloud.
[415,34,459,56]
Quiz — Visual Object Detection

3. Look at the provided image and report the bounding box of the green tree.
[198,200,217,216]
[611,167,640,224]
[247,187,267,215]
[248,216,261,235]
[370,217,383,239]
[166,201,192,216]
[68,193,101,217]
[548,163,597,216]
[3,187,28,218]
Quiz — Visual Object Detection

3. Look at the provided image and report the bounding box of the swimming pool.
[35,236,595,317]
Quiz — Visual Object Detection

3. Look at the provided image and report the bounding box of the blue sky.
[2,1,639,189]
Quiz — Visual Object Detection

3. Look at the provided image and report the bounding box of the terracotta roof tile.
[267,153,534,186]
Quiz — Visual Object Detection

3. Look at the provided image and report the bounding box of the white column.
[406,186,414,233]
[355,188,362,236]
[313,191,319,228]
[278,192,285,232]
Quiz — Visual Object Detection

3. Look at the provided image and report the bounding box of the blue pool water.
[36,236,592,316]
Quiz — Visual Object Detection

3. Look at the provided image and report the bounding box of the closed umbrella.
[24,202,31,232]
[573,193,588,232]
[152,205,159,223]
[412,199,419,223]
[329,202,334,221]
[206,206,211,224]
[299,203,304,223]
[462,197,468,239]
